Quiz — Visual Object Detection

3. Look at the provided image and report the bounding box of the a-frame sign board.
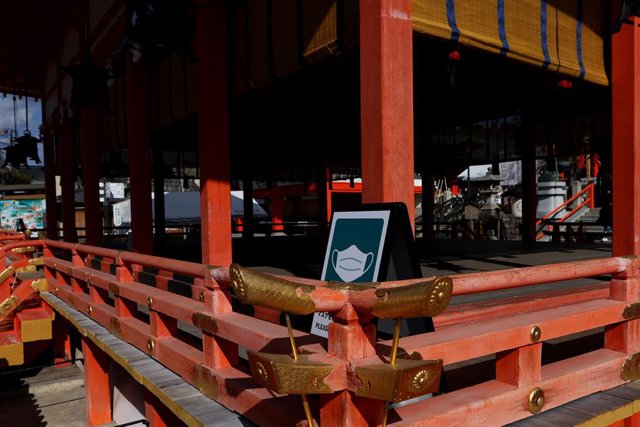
[311,202,434,338]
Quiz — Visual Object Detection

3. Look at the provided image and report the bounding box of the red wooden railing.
[2,231,640,425]
[536,183,595,240]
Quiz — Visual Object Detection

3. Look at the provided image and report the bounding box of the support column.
[360,0,415,227]
[59,121,78,242]
[82,337,112,426]
[612,16,640,257]
[80,106,102,245]
[42,104,58,239]
[196,0,232,266]
[153,148,165,246]
[242,176,254,238]
[521,119,537,245]
[125,60,153,254]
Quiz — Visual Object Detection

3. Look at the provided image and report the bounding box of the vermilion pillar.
[360,0,415,227]
[42,104,58,239]
[612,16,640,257]
[196,0,233,266]
[59,120,78,242]
[80,106,102,245]
[125,60,153,254]
[82,338,112,426]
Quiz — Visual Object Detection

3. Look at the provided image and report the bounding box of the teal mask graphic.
[331,245,374,282]
[323,217,386,283]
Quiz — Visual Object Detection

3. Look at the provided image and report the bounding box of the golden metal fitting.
[623,303,640,320]
[28,258,44,266]
[229,264,315,315]
[371,277,453,319]
[247,351,333,395]
[530,325,541,343]
[86,305,93,316]
[86,274,92,283]
[192,312,217,334]
[16,265,36,273]
[528,387,545,414]
[0,266,15,283]
[31,278,49,292]
[0,295,20,319]
[147,338,155,354]
[12,246,35,254]
[622,353,640,381]
[109,318,121,337]
[354,359,443,402]
[193,365,219,399]
[147,297,154,308]
[199,292,205,302]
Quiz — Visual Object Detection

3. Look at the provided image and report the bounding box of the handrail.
[3,228,636,425]
[535,183,595,240]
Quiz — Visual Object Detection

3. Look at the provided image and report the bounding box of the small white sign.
[107,183,126,199]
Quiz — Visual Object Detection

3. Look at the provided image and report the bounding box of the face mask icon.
[331,244,374,282]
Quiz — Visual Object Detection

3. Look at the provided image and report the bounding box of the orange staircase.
[0,233,54,367]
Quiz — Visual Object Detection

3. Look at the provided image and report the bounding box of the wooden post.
[521,118,537,244]
[42,104,58,240]
[242,176,254,239]
[80,105,102,245]
[59,121,78,242]
[125,59,153,254]
[53,316,72,367]
[82,337,112,426]
[152,148,166,246]
[196,0,233,266]
[612,16,640,257]
[496,344,542,387]
[360,0,415,228]
[321,304,378,426]
[144,389,179,427]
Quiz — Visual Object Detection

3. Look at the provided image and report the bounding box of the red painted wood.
[378,299,625,366]
[196,0,232,266]
[435,283,609,327]
[360,0,415,227]
[52,316,72,366]
[82,337,112,426]
[125,58,153,255]
[394,350,627,426]
[496,343,542,387]
[80,105,102,245]
[320,391,379,427]
[606,319,640,354]
[612,16,640,257]
[143,389,178,427]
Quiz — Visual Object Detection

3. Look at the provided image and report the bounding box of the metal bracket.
[0,294,20,319]
[192,312,217,334]
[354,358,442,402]
[247,351,333,395]
[622,353,640,381]
[623,303,640,320]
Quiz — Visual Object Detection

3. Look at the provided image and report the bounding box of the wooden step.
[0,332,23,366]
[15,308,53,343]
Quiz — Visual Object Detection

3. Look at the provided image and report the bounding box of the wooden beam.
[360,0,415,228]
